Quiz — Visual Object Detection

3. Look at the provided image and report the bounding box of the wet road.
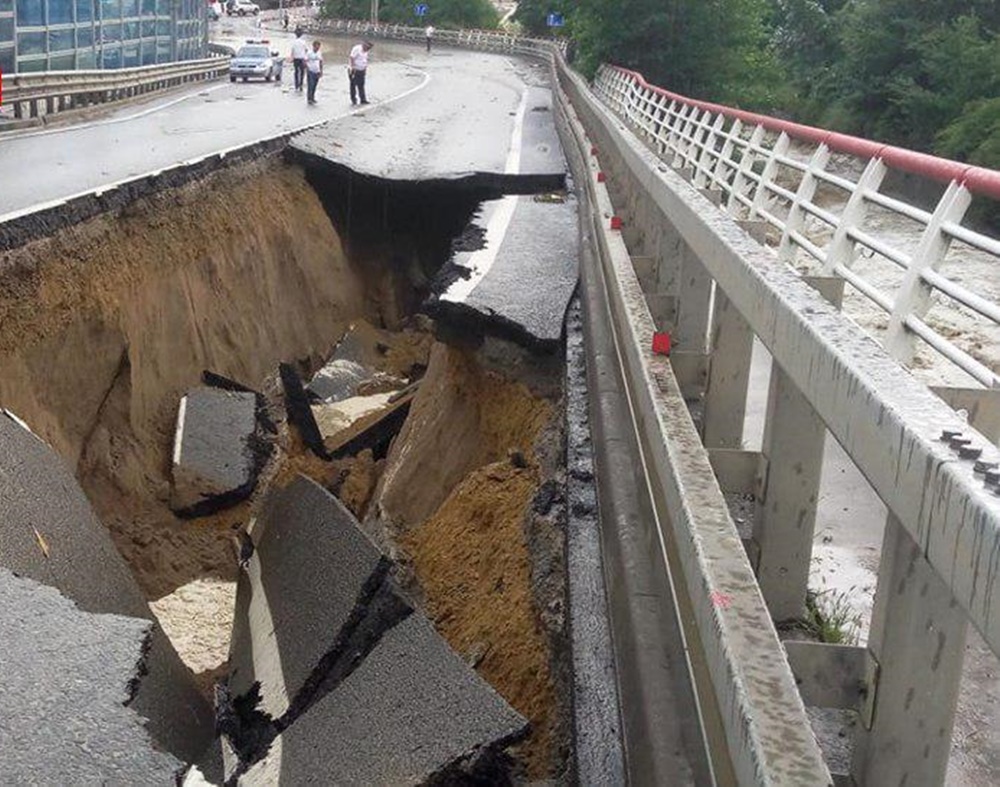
[0,24,552,216]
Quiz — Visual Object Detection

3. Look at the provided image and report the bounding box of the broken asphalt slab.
[0,568,183,783]
[226,475,402,724]
[172,386,272,516]
[240,614,528,786]
[0,410,214,761]
[427,191,580,352]
[288,78,566,191]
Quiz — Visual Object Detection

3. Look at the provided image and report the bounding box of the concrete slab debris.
[427,192,580,353]
[314,385,417,458]
[0,411,213,762]
[0,568,182,783]
[240,614,529,786]
[307,358,372,404]
[172,387,268,515]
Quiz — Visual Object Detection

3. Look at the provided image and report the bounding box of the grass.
[802,588,863,646]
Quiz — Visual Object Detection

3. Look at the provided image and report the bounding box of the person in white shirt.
[425,25,435,53]
[348,41,373,106]
[305,40,323,105]
[290,29,309,92]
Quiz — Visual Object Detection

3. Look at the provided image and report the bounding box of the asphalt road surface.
[0,22,553,216]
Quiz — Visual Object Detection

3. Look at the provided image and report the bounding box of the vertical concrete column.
[673,243,713,355]
[853,515,967,786]
[702,290,753,448]
[752,362,826,620]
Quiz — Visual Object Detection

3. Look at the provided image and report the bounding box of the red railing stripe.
[608,65,1000,200]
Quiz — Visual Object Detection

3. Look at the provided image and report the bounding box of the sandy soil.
[0,160,366,600]
[402,459,559,780]
[374,342,554,532]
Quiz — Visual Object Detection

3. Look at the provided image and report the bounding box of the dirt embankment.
[368,342,568,780]
[0,160,366,599]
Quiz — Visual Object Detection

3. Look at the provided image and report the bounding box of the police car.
[229,40,283,83]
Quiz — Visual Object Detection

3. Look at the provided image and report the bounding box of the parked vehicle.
[229,0,260,16]
[229,41,283,82]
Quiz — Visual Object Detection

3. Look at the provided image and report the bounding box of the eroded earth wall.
[0,158,366,596]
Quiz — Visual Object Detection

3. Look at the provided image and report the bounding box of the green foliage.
[937,98,1000,170]
[803,589,861,645]
[514,0,576,37]
[569,0,783,110]
[321,0,498,29]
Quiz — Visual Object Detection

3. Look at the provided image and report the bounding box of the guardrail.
[0,56,229,124]
[579,56,1000,784]
[594,65,1000,389]
[302,17,561,58]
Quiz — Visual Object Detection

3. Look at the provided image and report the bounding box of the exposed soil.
[0,159,366,599]
[402,459,560,780]
[374,342,555,533]
[372,340,569,781]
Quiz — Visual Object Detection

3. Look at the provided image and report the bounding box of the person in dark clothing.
[348,40,373,105]
[290,29,308,92]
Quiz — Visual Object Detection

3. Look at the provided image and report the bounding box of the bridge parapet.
[582,59,1000,784]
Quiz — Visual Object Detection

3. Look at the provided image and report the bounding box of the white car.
[230,0,260,16]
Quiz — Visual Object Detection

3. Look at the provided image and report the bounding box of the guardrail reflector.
[597,171,606,182]
[610,215,623,230]
[652,332,671,356]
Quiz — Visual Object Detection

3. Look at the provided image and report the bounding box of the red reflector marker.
[597,171,606,182]
[652,332,671,356]
[610,216,623,230]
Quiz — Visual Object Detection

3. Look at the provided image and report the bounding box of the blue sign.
[415,3,429,16]
[546,12,564,27]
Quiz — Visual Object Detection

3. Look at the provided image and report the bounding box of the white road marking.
[172,395,188,467]
[0,67,432,224]
[440,87,528,304]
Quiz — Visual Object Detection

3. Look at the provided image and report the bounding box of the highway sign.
[415,3,429,16]
[547,12,564,27]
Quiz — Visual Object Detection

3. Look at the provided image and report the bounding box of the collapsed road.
[0,38,647,785]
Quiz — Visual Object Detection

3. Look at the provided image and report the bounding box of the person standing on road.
[290,29,308,92]
[283,12,290,31]
[348,41,373,105]
[306,40,323,105]
[425,25,435,53]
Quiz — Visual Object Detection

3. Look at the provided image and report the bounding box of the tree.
[321,0,498,29]
[570,0,784,109]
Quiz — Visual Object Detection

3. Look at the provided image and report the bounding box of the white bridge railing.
[0,56,230,124]
[594,65,1000,389]
[303,17,561,58]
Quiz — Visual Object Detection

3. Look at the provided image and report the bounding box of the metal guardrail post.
[853,514,968,785]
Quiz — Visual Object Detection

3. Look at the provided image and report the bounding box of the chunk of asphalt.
[172,387,271,517]
[0,411,213,761]
[279,362,329,459]
[0,568,183,782]
[202,370,278,435]
[307,357,372,404]
[239,614,529,786]
[426,191,580,354]
[226,476,406,750]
